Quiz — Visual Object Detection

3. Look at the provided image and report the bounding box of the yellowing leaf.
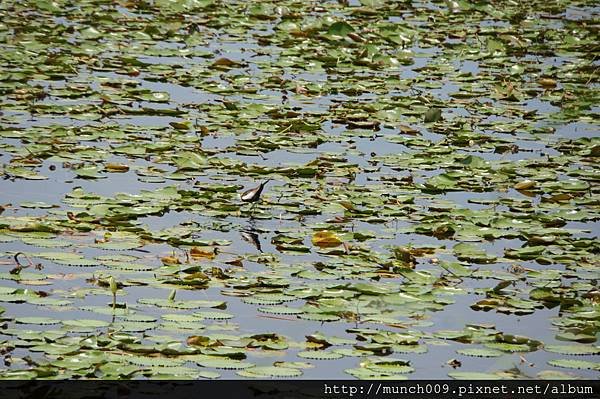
[187,335,211,346]
[211,57,239,68]
[311,231,343,248]
[514,180,536,190]
[105,163,130,173]
[338,201,355,211]
[169,120,191,130]
[190,247,216,259]
[161,256,180,265]
[538,78,557,88]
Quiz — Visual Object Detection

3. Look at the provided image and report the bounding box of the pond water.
[0,0,598,380]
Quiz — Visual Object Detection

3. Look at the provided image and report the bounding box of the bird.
[240,180,270,203]
[240,180,271,216]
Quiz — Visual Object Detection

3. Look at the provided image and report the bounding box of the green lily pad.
[297,351,344,360]
[237,366,302,378]
[15,317,60,325]
[547,359,600,370]
[544,345,600,356]
[456,348,505,358]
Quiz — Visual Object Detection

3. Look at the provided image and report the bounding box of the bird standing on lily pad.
[240,180,270,216]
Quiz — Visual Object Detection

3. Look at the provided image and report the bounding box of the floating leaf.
[424,108,442,123]
[197,358,253,370]
[237,366,302,378]
[327,21,354,37]
[297,351,343,360]
[547,359,600,371]
[456,348,504,358]
[544,345,600,356]
[15,317,60,325]
[311,231,343,248]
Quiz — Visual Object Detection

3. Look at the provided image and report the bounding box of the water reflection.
[240,229,263,253]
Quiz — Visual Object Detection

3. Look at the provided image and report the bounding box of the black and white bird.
[241,180,270,202]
